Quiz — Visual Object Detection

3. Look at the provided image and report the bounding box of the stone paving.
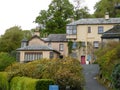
[82,64,108,90]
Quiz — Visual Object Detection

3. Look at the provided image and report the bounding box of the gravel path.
[82,64,108,90]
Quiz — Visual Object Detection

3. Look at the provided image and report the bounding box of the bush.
[5,57,84,90]
[0,52,16,71]
[36,79,54,90]
[10,76,54,90]
[0,72,9,90]
[111,64,120,90]
[95,42,120,89]
[10,76,38,90]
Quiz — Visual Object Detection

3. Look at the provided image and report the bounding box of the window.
[98,26,104,34]
[93,41,99,48]
[81,42,85,47]
[66,25,77,35]
[24,52,42,62]
[59,44,64,51]
[88,27,91,33]
[50,52,54,59]
[72,42,77,49]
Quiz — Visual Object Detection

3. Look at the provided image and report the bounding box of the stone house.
[66,13,120,64]
[17,30,68,63]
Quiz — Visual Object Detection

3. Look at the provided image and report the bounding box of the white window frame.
[59,44,64,51]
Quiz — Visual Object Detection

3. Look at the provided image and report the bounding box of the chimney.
[105,12,109,20]
[34,27,40,36]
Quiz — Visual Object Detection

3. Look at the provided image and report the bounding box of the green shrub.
[36,79,54,90]
[10,76,54,90]
[0,72,9,90]
[10,76,38,90]
[0,52,16,71]
[111,64,120,90]
[6,57,84,90]
[95,42,120,89]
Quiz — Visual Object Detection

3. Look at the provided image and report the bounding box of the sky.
[0,0,99,35]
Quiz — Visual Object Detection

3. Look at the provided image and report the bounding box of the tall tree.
[0,26,23,53]
[94,0,120,18]
[35,0,74,34]
[74,6,92,20]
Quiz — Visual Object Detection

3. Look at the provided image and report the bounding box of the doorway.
[81,56,86,64]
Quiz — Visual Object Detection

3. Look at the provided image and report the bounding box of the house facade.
[66,13,120,64]
[17,30,68,63]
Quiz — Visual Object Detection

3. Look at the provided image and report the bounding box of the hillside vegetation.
[95,42,120,90]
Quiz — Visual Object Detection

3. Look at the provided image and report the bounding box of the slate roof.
[45,34,67,42]
[17,45,52,51]
[67,18,120,25]
[101,25,120,38]
[17,45,60,53]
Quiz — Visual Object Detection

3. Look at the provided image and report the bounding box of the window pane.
[66,25,76,35]
[82,42,85,47]
[98,26,104,34]
[59,44,64,51]
[73,29,76,34]
[50,52,54,59]
[88,27,91,33]
[94,41,99,48]
[72,42,77,49]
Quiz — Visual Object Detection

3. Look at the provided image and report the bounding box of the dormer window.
[66,25,77,35]
[21,38,28,47]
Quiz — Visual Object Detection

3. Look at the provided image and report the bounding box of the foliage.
[75,6,92,20]
[0,72,9,90]
[22,30,32,39]
[36,79,54,90]
[0,26,32,53]
[0,52,16,71]
[5,57,84,90]
[35,0,91,35]
[10,76,38,90]
[68,41,73,54]
[94,0,120,18]
[35,0,74,34]
[95,42,120,88]
[0,26,23,53]
[111,64,120,90]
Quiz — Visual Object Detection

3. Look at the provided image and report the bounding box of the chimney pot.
[105,12,109,20]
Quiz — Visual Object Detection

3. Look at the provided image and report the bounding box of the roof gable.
[28,35,45,42]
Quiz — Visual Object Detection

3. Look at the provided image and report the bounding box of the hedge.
[0,72,9,90]
[10,76,54,90]
[36,79,54,90]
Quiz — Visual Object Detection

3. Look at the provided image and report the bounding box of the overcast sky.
[0,0,99,35]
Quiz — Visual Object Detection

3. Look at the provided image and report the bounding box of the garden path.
[82,64,108,90]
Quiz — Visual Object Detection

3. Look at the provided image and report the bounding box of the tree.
[0,26,23,53]
[94,0,120,18]
[0,52,15,71]
[74,6,92,20]
[35,0,74,34]
[22,30,32,39]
